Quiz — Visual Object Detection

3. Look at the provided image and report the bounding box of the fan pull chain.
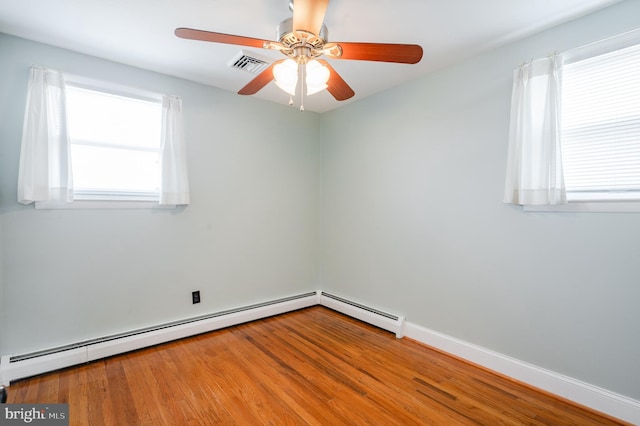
[299,62,305,112]
[288,95,294,106]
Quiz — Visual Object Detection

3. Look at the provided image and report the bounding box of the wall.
[320,0,640,400]
[0,34,320,355]
[1,0,639,406]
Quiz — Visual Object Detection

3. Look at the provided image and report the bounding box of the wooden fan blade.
[318,60,355,101]
[326,42,423,64]
[292,0,329,36]
[238,60,284,96]
[175,28,269,49]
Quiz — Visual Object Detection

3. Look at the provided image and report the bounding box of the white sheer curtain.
[160,95,190,205]
[503,54,566,205]
[18,66,73,204]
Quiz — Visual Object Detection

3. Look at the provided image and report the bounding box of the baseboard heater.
[319,292,405,338]
[0,290,404,385]
[0,291,405,386]
[1,292,319,385]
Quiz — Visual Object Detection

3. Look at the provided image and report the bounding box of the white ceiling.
[0,0,622,113]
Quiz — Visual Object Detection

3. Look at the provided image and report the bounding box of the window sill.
[523,202,640,213]
[35,200,176,210]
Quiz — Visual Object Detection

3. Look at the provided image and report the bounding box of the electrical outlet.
[192,290,200,304]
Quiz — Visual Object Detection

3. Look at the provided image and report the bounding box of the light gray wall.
[0,34,320,355]
[320,1,640,399]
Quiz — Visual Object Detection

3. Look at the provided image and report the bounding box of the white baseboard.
[404,321,640,425]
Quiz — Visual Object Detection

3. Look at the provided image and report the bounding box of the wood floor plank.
[5,306,629,425]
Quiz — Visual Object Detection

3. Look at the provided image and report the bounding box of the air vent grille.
[229,51,271,75]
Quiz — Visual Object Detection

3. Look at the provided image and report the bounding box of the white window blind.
[561,42,640,201]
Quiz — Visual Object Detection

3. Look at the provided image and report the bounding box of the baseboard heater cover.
[319,291,405,338]
[1,292,319,385]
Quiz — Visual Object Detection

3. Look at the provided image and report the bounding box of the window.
[65,82,163,202]
[508,30,640,212]
[561,32,640,202]
[18,67,189,209]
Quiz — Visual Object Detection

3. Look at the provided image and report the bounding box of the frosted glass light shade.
[273,59,298,95]
[305,60,330,95]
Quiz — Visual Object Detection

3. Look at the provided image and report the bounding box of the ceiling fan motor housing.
[277,17,328,60]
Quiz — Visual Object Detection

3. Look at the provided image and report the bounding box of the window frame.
[529,28,640,213]
[35,75,171,210]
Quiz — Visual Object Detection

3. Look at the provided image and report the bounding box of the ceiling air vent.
[228,50,271,75]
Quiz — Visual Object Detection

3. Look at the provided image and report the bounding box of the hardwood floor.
[6,306,627,425]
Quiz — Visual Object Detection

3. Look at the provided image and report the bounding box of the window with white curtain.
[507,29,640,212]
[18,67,190,209]
[65,82,163,201]
[561,39,640,202]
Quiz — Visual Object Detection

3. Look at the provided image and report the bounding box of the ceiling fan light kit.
[273,59,298,95]
[175,0,423,110]
[305,59,330,94]
[273,59,329,95]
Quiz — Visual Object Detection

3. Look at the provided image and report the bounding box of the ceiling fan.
[175,0,423,108]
